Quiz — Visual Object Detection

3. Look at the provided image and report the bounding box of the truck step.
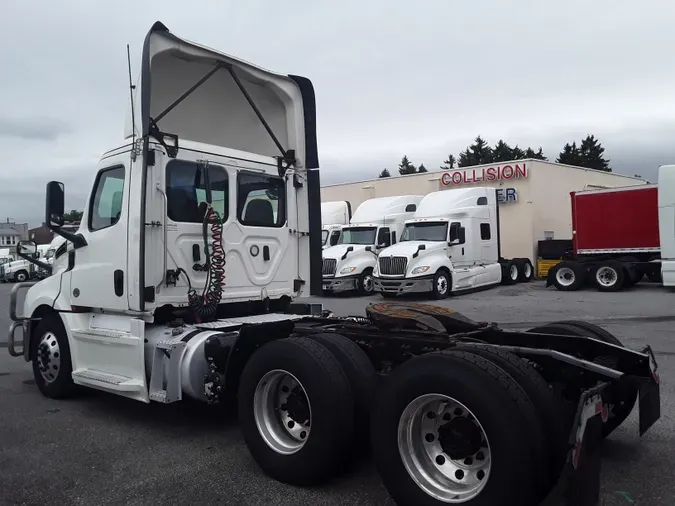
[71,328,137,346]
[72,369,144,392]
[149,390,171,403]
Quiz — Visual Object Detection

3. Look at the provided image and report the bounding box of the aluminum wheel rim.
[556,267,575,287]
[524,263,532,278]
[398,393,492,503]
[253,369,311,455]
[509,265,518,280]
[36,331,61,383]
[17,272,26,282]
[437,275,448,295]
[596,266,617,287]
[363,273,374,293]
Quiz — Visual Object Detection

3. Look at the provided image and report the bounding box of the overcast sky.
[2,0,675,227]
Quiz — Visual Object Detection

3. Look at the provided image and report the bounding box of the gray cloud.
[0,117,72,141]
[2,0,675,227]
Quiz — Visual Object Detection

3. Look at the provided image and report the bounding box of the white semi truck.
[321,195,422,295]
[373,187,535,298]
[6,22,661,506]
[321,200,351,249]
[0,243,51,282]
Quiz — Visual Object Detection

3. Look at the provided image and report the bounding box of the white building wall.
[321,159,648,265]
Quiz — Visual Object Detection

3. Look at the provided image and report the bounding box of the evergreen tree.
[525,146,548,160]
[457,136,494,167]
[441,154,456,170]
[378,168,391,178]
[492,140,513,162]
[511,145,526,159]
[578,134,610,171]
[417,163,428,173]
[398,155,417,175]
[556,142,582,166]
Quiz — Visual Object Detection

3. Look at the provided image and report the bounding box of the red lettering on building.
[441,163,529,186]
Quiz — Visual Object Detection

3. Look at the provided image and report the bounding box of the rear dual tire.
[237,334,376,485]
[372,349,554,506]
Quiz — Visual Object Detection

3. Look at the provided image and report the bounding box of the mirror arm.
[49,226,87,249]
[16,250,52,274]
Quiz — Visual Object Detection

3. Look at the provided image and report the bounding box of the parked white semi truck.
[321,195,422,295]
[0,244,51,282]
[373,187,535,298]
[321,200,351,249]
[6,22,661,506]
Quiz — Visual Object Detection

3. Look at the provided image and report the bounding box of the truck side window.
[237,172,286,227]
[89,166,125,232]
[377,227,391,247]
[166,160,229,223]
[480,223,491,240]
[329,230,340,246]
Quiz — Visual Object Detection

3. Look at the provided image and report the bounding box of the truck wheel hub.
[438,416,483,459]
[254,369,312,455]
[36,332,60,383]
[556,267,575,286]
[398,393,492,502]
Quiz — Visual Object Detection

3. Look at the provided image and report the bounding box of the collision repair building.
[320,159,647,267]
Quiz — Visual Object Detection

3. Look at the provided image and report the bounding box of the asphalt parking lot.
[1,281,674,505]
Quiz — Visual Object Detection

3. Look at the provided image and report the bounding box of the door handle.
[114,270,124,297]
[263,246,270,261]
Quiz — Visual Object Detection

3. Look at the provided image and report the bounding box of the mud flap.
[560,390,605,505]
[639,344,661,436]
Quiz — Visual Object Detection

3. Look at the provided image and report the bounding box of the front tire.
[15,270,28,282]
[432,270,450,299]
[358,268,375,296]
[371,351,541,506]
[237,337,355,485]
[31,314,78,399]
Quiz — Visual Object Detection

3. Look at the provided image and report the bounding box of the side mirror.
[365,246,372,252]
[18,240,37,256]
[458,226,466,245]
[46,181,65,229]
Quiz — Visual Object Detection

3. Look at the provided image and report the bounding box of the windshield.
[321,230,329,245]
[337,226,377,245]
[401,222,449,242]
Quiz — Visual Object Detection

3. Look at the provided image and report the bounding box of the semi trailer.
[6,21,661,506]
[548,164,675,291]
[321,200,351,248]
[321,195,423,295]
[373,187,535,299]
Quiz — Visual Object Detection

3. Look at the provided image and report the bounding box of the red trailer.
[548,184,662,291]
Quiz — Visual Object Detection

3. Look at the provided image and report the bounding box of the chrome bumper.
[322,275,358,293]
[7,281,36,359]
[373,275,434,294]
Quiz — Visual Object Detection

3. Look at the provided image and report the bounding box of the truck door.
[225,170,293,300]
[69,163,130,311]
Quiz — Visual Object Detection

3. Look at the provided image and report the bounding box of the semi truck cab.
[321,195,422,295]
[321,200,351,249]
[373,187,527,298]
[658,164,675,286]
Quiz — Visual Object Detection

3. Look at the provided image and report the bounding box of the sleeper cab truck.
[321,195,423,295]
[373,187,534,299]
[321,200,351,249]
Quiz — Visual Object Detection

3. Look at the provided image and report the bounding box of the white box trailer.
[4,21,661,506]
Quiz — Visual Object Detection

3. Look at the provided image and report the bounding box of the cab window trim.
[87,164,126,233]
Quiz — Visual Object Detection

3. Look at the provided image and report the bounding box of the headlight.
[411,266,430,275]
[340,267,357,274]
